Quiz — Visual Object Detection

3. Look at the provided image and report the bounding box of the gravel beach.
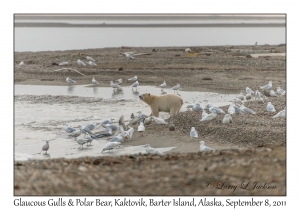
[14,45,286,195]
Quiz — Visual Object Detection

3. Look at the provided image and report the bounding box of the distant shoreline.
[14,22,285,28]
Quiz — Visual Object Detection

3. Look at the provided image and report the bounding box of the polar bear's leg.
[151,108,159,117]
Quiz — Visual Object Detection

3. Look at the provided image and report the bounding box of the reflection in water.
[67,85,75,93]
[93,87,98,94]
[112,89,123,98]
[160,91,167,95]
[132,91,140,96]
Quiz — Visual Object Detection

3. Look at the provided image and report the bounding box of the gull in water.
[115,78,123,85]
[266,102,276,113]
[109,133,123,143]
[200,141,213,152]
[151,116,167,125]
[128,76,137,82]
[77,59,86,66]
[123,53,134,60]
[39,141,49,154]
[110,81,122,91]
[277,86,285,95]
[78,125,93,136]
[92,77,99,84]
[66,77,76,83]
[75,137,87,148]
[190,127,198,139]
[159,81,166,91]
[88,61,97,66]
[69,129,82,139]
[100,118,114,127]
[239,104,256,114]
[138,121,145,137]
[260,81,272,90]
[86,56,95,61]
[171,84,180,94]
[18,61,25,68]
[86,122,96,131]
[200,110,217,122]
[143,144,163,155]
[272,107,286,118]
[246,87,254,94]
[131,81,139,91]
[237,92,245,101]
[207,104,225,114]
[64,123,76,133]
[102,142,121,153]
[270,90,278,97]
[222,114,233,124]
[84,134,93,146]
[59,61,68,66]
[169,121,175,131]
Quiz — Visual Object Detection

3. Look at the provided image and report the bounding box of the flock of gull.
[23,55,285,156]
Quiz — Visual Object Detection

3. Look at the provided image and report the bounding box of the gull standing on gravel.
[229,101,242,114]
[102,142,121,153]
[86,56,95,61]
[207,104,225,114]
[277,86,285,95]
[138,121,145,137]
[187,102,203,114]
[272,107,286,118]
[237,92,245,101]
[137,111,147,120]
[228,104,235,115]
[123,53,134,60]
[233,98,244,105]
[190,127,198,139]
[75,137,87,148]
[203,100,213,109]
[151,116,167,125]
[122,126,134,140]
[64,123,76,133]
[131,81,139,91]
[256,94,264,104]
[159,81,166,91]
[266,102,276,113]
[222,114,233,124]
[245,93,252,104]
[202,109,208,118]
[200,141,213,152]
[86,122,96,131]
[66,77,76,83]
[246,87,254,94]
[143,144,163,155]
[270,90,278,97]
[103,123,118,131]
[171,84,180,94]
[92,77,99,84]
[18,61,25,68]
[88,61,97,66]
[255,90,264,100]
[59,61,68,66]
[143,116,152,126]
[200,110,217,122]
[77,59,86,66]
[260,81,272,90]
[128,76,137,82]
[239,104,256,114]
[39,141,49,154]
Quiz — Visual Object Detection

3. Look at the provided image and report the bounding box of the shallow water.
[15,84,237,107]
[15,84,239,161]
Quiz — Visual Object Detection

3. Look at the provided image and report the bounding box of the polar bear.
[139,93,183,117]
